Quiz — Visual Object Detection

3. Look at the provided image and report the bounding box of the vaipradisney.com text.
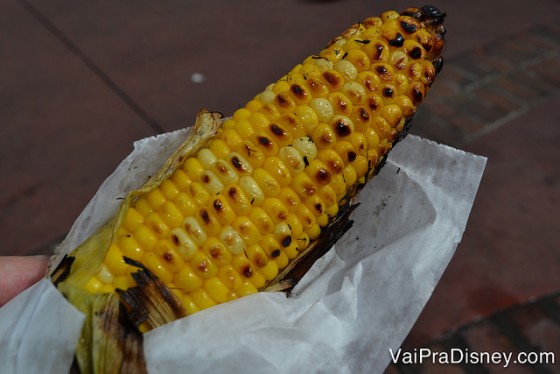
[390,348,555,368]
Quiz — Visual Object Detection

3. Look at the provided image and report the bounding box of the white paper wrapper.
[0,132,486,374]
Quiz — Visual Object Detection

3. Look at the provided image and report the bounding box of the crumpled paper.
[0,131,486,374]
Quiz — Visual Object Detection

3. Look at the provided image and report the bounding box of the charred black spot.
[315,168,331,183]
[213,199,224,212]
[281,235,292,247]
[411,85,424,104]
[375,65,388,75]
[374,44,384,60]
[355,39,370,44]
[433,56,444,73]
[269,123,286,138]
[389,33,404,47]
[323,71,341,86]
[291,84,306,99]
[228,186,238,200]
[258,136,272,147]
[303,156,309,166]
[163,252,174,262]
[199,209,211,224]
[201,174,210,183]
[271,249,281,258]
[231,156,244,171]
[359,107,370,121]
[276,93,291,107]
[242,265,253,278]
[347,151,357,162]
[334,119,352,137]
[382,87,394,98]
[420,5,446,24]
[171,234,180,245]
[408,46,422,59]
[400,21,417,33]
[314,203,323,213]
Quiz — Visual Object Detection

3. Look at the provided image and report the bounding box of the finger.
[0,256,49,307]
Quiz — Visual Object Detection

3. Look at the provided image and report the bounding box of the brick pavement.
[410,19,560,147]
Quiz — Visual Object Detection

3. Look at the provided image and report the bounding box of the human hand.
[0,256,49,307]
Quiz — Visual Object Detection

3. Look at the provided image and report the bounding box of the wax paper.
[0,131,486,374]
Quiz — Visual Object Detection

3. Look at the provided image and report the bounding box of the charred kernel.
[382,86,394,98]
[400,20,417,33]
[269,123,286,138]
[389,32,404,47]
[375,64,392,81]
[281,235,292,248]
[347,151,357,162]
[231,156,243,170]
[408,46,422,59]
[433,56,444,73]
[331,116,354,137]
[199,209,211,225]
[270,249,281,258]
[290,84,307,100]
[242,265,253,278]
[322,71,343,89]
[276,93,294,109]
[258,136,272,147]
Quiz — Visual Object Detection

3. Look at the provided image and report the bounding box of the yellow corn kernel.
[329,92,353,116]
[224,185,252,216]
[188,181,210,205]
[277,188,301,211]
[260,260,279,281]
[145,212,169,237]
[273,222,293,249]
[382,104,403,128]
[293,105,319,134]
[278,146,306,173]
[104,245,130,276]
[304,194,326,217]
[173,192,197,217]
[231,256,259,284]
[197,148,218,169]
[195,207,221,237]
[236,140,265,168]
[190,289,216,310]
[330,173,347,197]
[263,157,292,187]
[295,202,316,229]
[154,239,185,273]
[342,164,358,186]
[222,128,244,150]
[145,188,166,210]
[218,265,244,290]
[351,155,369,179]
[296,232,311,251]
[245,243,269,269]
[202,237,232,267]
[305,159,332,186]
[265,122,293,147]
[292,171,318,199]
[170,228,198,260]
[292,136,318,162]
[204,278,232,303]
[175,263,203,293]
[221,118,236,130]
[344,48,371,72]
[317,148,345,175]
[283,241,299,259]
[318,184,338,210]
[134,197,153,217]
[218,226,245,255]
[143,252,173,284]
[96,264,115,283]
[210,195,236,226]
[123,207,144,232]
[213,159,239,186]
[190,251,218,280]
[118,233,144,260]
[278,113,306,138]
[183,157,205,180]
[239,175,265,205]
[333,141,356,165]
[308,223,322,240]
[253,168,280,197]
[232,216,261,246]
[309,98,334,123]
[261,197,289,223]
[342,81,367,105]
[235,119,256,141]
[171,169,192,191]
[330,115,355,139]
[227,152,254,175]
[84,277,103,293]
[311,123,337,149]
[248,207,274,234]
[284,213,304,237]
[159,201,184,229]
[181,294,200,315]
[134,225,158,251]
[253,133,279,157]
[159,179,180,201]
[199,170,224,195]
[235,281,258,297]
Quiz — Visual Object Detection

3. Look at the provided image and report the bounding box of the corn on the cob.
[52,5,446,372]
